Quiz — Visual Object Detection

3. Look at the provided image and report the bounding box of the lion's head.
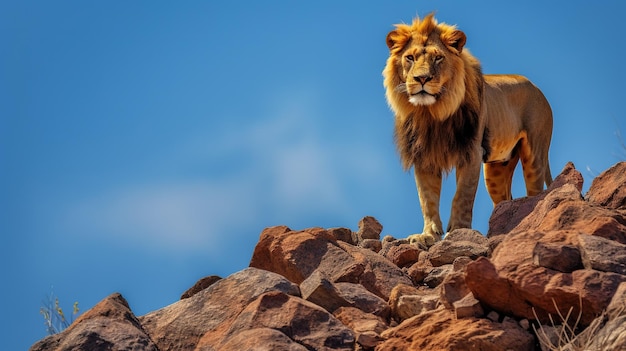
[383,14,482,122]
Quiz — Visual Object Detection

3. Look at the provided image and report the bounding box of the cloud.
[61,88,392,253]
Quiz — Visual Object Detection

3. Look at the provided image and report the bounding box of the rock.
[486,311,499,322]
[466,254,626,327]
[218,328,309,351]
[405,253,433,285]
[397,294,440,321]
[445,228,488,246]
[377,308,534,351]
[300,270,350,313]
[250,225,411,301]
[360,238,382,252]
[487,162,583,237]
[427,239,488,267]
[140,267,300,350]
[423,264,452,288]
[381,243,421,268]
[215,291,355,351]
[335,282,390,320]
[579,234,626,274]
[180,275,221,299]
[440,269,470,310]
[29,293,158,351]
[453,292,484,319]
[467,163,626,327]
[357,216,383,241]
[388,284,439,322]
[585,161,626,210]
[28,161,626,351]
[328,227,355,245]
[532,242,583,273]
[334,307,387,349]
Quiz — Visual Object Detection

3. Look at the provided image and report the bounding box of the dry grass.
[532,297,625,351]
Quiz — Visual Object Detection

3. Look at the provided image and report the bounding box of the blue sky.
[3,1,625,349]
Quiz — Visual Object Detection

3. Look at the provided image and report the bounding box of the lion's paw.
[407,233,441,248]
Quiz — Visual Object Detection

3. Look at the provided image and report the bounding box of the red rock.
[140,267,300,351]
[334,282,390,320]
[382,243,421,268]
[180,275,221,299]
[212,291,355,351]
[423,264,452,288]
[466,247,626,326]
[218,328,309,351]
[487,162,583,237]
[334,307,387,349]
[440,269,471,310]
[360,238,382,252]
[586,161,626,210]
[357,216,383,241]
[250,225,411,300]
[427,239,488,267]
[453,292,484,319]
[300,270,350,312]
[579,233,626,274]
[377,308,534,351]
[532,242,582,273]
[29,293,158,351]
[327,227,355,245]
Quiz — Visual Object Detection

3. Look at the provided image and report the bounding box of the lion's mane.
[383,14,487,173]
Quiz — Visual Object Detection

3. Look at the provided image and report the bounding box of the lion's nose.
[414,75,433,85]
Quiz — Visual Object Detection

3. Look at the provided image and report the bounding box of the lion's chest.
[395,107,480,172]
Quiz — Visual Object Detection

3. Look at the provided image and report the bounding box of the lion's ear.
[443,30,467,53]
[386,28,410,51]
[386,30,401,50]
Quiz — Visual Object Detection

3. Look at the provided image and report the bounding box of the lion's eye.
[435,55,444,63]
[405,55,414,62]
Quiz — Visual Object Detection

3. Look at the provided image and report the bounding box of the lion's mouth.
[412,90,434,97]
[409,90,438,106]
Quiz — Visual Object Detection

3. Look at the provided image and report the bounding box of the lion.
[383,14,553,246]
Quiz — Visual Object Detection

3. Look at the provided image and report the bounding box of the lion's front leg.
[409,168,444,247]
[448,157,482,232]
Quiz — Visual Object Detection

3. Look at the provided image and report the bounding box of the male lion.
[383,14,553,246]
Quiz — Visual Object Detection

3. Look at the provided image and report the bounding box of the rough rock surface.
[466,163,626,327]
[30,162,626,351]
[30,293,158,351]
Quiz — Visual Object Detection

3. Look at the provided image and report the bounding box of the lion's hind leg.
[519,135,549,196]
[484,152,519,206]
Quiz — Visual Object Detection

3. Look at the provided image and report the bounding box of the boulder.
[213,291,355,351]
[467,163,626,327]
[334,307,387,350]
[377,308,534,351]
[180,275,221,299]
[334,282,390,320]
[300,270,350,313]
[29,293,158,351]
[140,267,300,350]
[579,234,626,274]
[249,225,412,300]
[585,161,626,210]
[427,239,488,267]
[381,243,421,268]
[487,162,583,237]
[357,216,383,241]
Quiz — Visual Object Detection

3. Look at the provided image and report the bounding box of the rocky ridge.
[30,162,626,351]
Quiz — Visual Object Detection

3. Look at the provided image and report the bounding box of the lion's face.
[399,43,452,107]
[384,14,470,120]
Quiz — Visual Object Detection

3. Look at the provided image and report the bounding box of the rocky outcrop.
[30,162,626,351]
[466,162,626,328]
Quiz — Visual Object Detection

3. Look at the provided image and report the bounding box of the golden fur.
[383,14,553,246]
